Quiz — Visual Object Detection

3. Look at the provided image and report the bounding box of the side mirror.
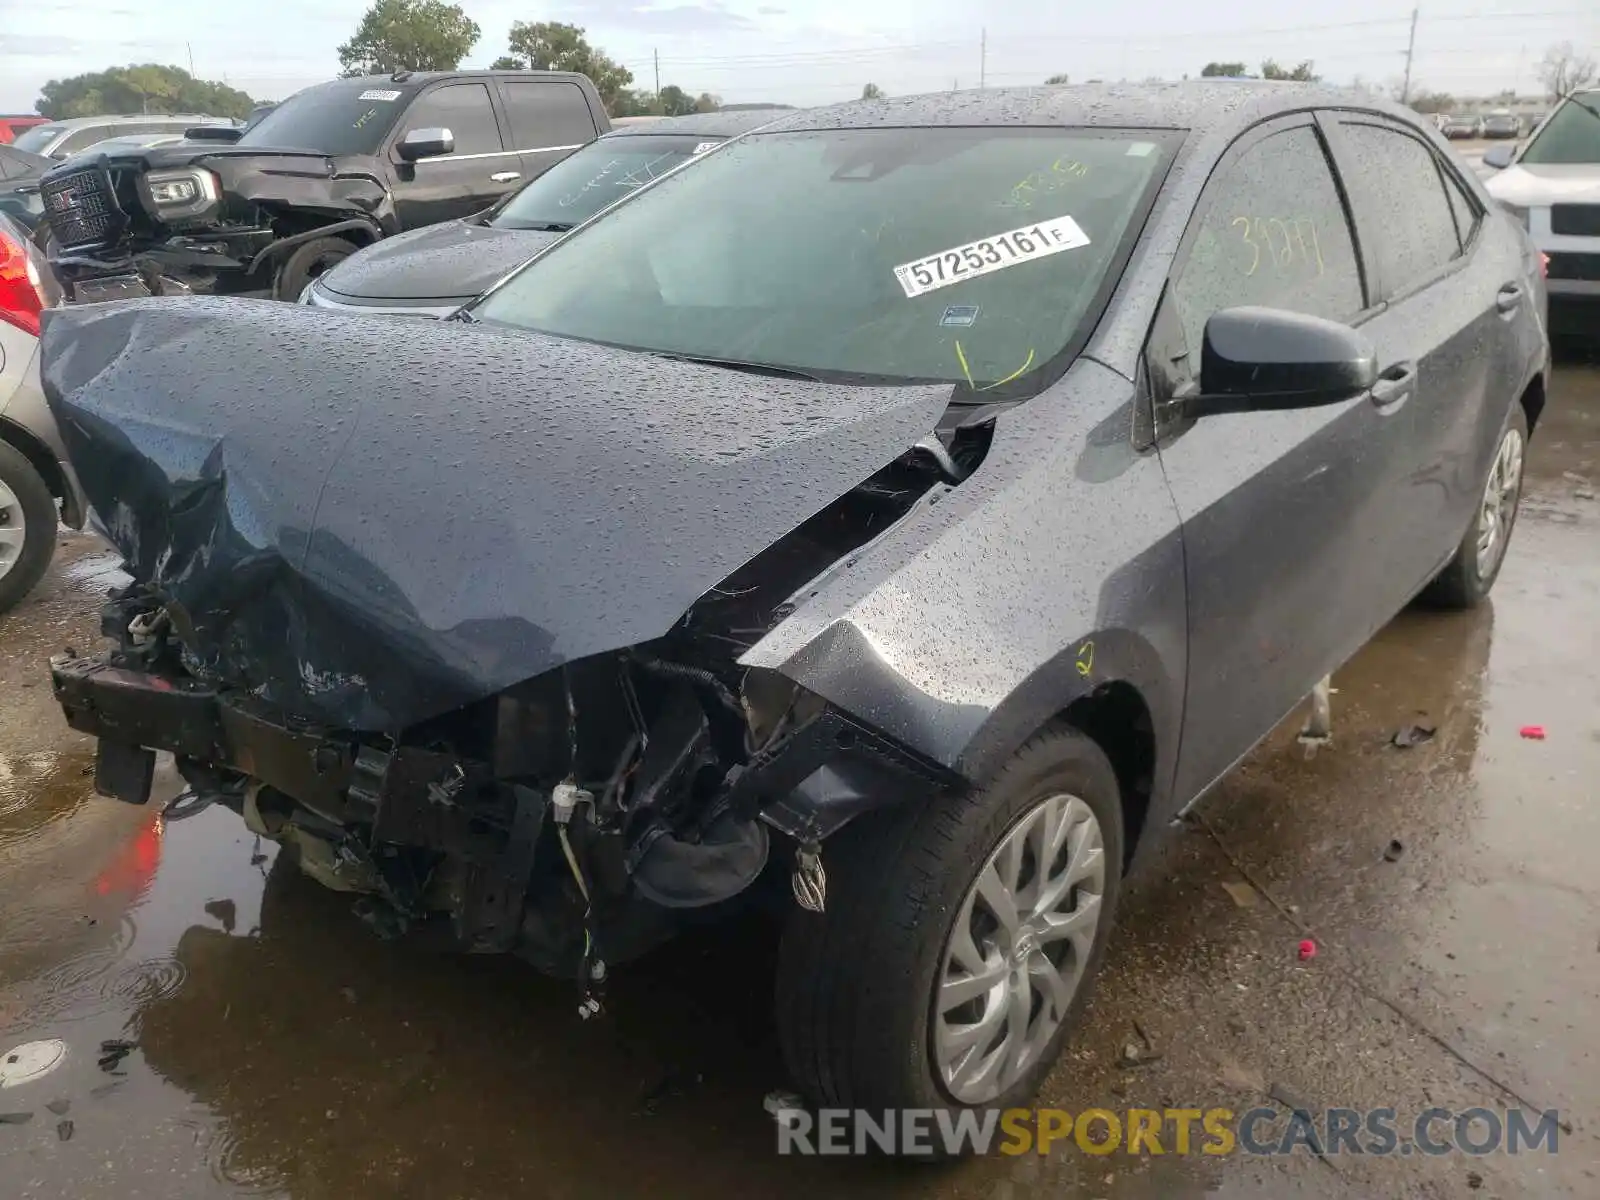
[1481,144,1516,170]
[397,127,454,161]
[1187,307,1377,418]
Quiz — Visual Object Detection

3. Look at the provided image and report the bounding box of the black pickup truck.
[38,70,609,302]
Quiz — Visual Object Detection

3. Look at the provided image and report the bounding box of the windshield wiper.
[647,352,822,382]
[499,220,576,233]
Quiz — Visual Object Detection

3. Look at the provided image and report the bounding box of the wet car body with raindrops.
[36,82,1549,1121]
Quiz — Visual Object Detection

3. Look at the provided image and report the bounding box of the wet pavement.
[2,350,1597,1198]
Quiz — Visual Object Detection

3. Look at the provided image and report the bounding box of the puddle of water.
[58,552,132,596]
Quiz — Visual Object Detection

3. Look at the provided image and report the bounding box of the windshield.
[472,127,1171,388]
[1520,92,1600,165]
[12,124,65,154]
[238,84,409,155]
[490,134,722,231]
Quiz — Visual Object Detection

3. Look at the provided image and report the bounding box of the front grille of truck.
[41,167,123,249]
[1550,205,1600,238]
[1545,251,1600,282]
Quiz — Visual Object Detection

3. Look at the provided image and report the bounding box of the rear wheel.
[775,726,1124,1122]
[0,441,57,614]
[272,236,356,302]
[1420,405,1528,609]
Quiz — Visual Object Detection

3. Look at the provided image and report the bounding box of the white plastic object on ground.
[0,1039,68,1089]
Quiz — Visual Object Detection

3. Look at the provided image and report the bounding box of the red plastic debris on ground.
[1519,725,1547,740]
[1297,939,1317,962]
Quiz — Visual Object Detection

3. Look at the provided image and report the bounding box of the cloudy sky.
[2,0,1595,112]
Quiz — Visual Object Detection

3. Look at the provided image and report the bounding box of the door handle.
[489,171,521,183]
[1370,360,1417,411]
[15,184,39,195]
[1495,283,1523,315]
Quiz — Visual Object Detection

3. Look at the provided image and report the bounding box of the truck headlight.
[139,169,220,221]
[149,178,200,204]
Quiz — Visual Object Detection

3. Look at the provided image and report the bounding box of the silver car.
[0,213,86,612]
[10,114,235,161]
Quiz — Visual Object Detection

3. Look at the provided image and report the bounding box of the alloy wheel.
[0,477,24,582]
[932,793,1106,1105]
[1475,425,1524,580]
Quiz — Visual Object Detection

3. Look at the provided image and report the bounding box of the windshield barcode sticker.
[892,215,1091,299]
[359,89,403,101]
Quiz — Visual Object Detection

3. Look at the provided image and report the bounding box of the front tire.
[273,236,356,302]
[1420,405,1528,609]
[775,726,1124,1119]
[0,442,58,614]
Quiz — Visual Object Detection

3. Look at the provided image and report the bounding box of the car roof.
[752,80,1423,137]
[336,70,594,90]
[603,109,797,139]
[33,113,230,129]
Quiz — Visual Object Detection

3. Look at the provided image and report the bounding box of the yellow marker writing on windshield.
[954,342,1037,391]
[985,348,1036,389]
[955,340,977,388]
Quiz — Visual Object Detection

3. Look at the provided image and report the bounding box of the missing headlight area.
[50,407,990,993]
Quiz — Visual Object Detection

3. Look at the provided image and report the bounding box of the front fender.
[745,358,1188,817]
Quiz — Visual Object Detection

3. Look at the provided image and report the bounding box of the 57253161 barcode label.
[891,215,1091,299]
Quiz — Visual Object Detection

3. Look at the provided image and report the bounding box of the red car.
[0,116,49,145]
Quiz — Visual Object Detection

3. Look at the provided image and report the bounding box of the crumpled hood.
[317,220,560,303]
[40,298,950,731]
[1484,163,1600,205]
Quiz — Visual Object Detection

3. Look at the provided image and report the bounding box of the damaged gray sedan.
[41,82,1547,1120]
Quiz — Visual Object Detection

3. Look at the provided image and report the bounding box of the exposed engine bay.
[48,330,994,1009]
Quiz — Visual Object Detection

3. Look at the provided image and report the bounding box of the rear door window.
[56,125,116,155]
[403,83,503,156]
[501,81,598,150]
[1335,120,1462,296]
[1171,122,1364,362]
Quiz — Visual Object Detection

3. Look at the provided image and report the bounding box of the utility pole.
[185,42,195,77]
[653,49,660,105]
[1400,7,1419,103]
[979,28,986,88]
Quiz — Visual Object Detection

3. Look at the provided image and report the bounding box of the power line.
[1401,7,1421,102]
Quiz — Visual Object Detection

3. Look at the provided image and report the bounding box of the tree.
[1201,62,1248,78]
[653,84,693,116]
[500,22,634,113]
[695,93,720,113]
[490,55,523,70]
[1044,73,1070,85]
[1406,88,1456,115]
[1537,41,1597,101]
[337,0,480,76]
[1260,59,1318,82]
[37,65,255,119]
[609,89,655,117]
[861,83,885,99]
